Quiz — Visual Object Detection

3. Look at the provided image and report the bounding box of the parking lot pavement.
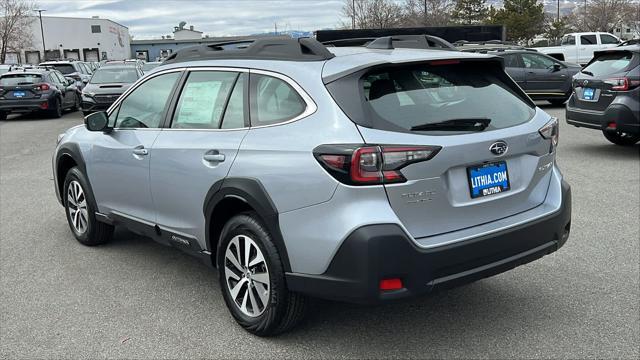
[0,106,638,359]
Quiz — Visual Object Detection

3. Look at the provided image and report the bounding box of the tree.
[403,0,453,27]
[570,0,634,33]
[490,0,545,44]
[451,0,489,25]
[341,0,404,29]
[0,0,35,63]
[545,16,569,44]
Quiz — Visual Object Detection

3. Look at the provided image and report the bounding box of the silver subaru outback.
[52,37,571,336]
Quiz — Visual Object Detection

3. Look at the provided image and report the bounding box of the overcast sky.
[38,0,347,38]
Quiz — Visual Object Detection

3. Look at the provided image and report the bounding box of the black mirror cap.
[553,63,562,71]
[85,111,111,132]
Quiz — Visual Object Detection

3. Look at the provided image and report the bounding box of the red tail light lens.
[379,278,403,291]
[315,144,441,185]
[605,77,629,91]
[34,83,50,91]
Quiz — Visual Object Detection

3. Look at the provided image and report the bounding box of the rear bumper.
[286,179,572,304]
[0,98,50,112]
[566,100,640,135]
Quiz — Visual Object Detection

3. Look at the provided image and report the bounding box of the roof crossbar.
[163,37,335,64]
[322,35,456,51]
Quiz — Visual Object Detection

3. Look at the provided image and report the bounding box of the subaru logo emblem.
[489,141,508,156]
[583,80,588,87]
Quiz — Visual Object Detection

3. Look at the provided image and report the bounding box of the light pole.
[34,9,46,61]
[557,0,560,22]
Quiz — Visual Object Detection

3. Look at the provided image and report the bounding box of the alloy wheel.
[67,180,88,234]
[224,234,270,317]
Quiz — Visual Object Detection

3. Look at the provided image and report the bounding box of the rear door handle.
[203,152,225,162]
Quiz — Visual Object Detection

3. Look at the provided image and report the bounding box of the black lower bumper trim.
[286,180,572,304]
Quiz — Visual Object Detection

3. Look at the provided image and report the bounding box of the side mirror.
[552,63,562,72]
[85,111,111,132]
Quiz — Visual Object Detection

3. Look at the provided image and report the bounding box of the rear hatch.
[572,49,640,111]
[325,58,558,239]
[0,73,44,100]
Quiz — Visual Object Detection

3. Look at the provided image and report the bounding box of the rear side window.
[580,35,598,45]
[0,74,43,85]
[327,61,535,135]
[250,74,306,126]
[583,52,635,76]
[172,71,238,129]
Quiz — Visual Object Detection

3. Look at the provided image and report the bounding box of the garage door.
[64,50,80,60]
[83,49,99,62]
[25,51,41,64]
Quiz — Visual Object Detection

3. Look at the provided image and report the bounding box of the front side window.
[600,34,619,44]
[114,71,181,128]
[171,71,239,129]
[580,35,598,45]
[521,53,557,70]
[251,74,306,126]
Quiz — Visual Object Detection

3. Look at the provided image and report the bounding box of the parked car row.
[0,59,160,119]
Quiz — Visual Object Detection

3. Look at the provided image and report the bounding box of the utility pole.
[274,22,278,35]
[34,9,46,61]
[352,0,355,29]
[557,0,560,22]
[424,0,427,26]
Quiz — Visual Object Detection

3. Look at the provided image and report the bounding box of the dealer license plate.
[467,161,510,199]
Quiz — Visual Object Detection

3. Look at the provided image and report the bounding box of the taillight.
[314,144,441,185]
[539,117,559,152]
[34,83,50,91]
[605,77,629,91]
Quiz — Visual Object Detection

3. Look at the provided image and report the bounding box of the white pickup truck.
[537,32,621,65]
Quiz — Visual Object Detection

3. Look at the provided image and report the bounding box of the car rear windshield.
[583,52,636,76]
[90,68,138,84]
[0,74,43,86]
[327,60,535,134]
[48,64,75,75]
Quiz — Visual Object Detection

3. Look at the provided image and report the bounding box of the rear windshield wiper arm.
[410,118,491,132]
[580,70,594,76]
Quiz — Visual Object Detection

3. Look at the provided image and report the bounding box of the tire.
[217,212,307,336]
[0,111,6,120]
[63,167,113,246]
[48,97,63,118]
[602,130,640,146]
[72,93,81,111]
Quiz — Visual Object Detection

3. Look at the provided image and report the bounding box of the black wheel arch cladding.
[204,177,291,272]
[55,142,90,206]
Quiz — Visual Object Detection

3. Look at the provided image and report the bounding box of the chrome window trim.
[106,66,317,132]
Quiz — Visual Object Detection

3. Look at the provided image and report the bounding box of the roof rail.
[163,37,335,64]
[322,35,457,51]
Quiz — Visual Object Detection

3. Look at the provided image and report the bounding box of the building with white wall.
[11,16,130,64]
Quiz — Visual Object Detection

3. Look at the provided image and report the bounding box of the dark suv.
[567,45,640,145]
[0,68,80,119]
[81,65,143,115]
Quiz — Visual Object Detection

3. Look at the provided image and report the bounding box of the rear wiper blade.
[580,70,594,76]
[411,118,491,132]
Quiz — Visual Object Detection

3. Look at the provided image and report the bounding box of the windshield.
[45,64,75,75]
[90,68,138,84]
[583,52,635,76]
[0,74,43,85]
[355,62,535,134]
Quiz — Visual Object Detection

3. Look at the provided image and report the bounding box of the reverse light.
[315,144,441,185]
[539,117,559,152]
